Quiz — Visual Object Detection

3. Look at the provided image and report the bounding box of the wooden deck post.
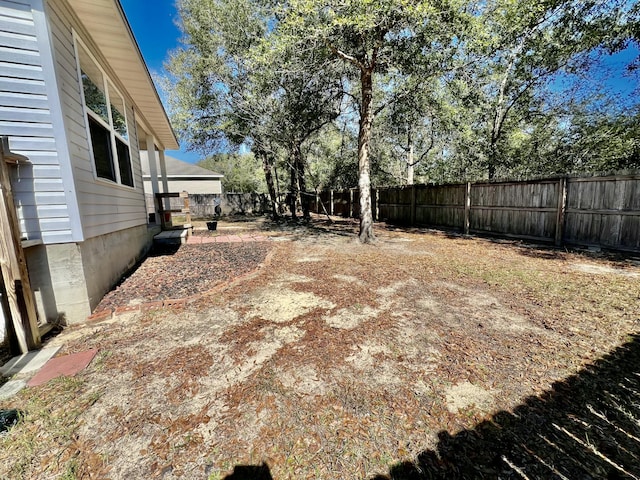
[145,136,161,225]
[0,137,41,353]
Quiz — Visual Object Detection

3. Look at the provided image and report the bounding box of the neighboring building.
[140,152,223,196]
[0,0,178,350]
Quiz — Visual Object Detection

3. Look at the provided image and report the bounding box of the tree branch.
[327,41,365,70]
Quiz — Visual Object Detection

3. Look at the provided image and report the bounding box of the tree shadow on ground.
[147,244,181,257]
[375,334,640,479]
[516,246,568,261]
[257,215,359,241]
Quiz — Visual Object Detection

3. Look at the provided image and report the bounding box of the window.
[76,40,134,187]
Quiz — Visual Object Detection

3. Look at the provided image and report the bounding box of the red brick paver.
[27,349,98,387]
[186,233,269,245]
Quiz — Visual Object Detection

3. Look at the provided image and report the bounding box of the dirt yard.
[1,216,639,479]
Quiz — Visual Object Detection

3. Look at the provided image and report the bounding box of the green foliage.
[198,153,267,193]
[163,0,640,198]
[304,123,359,190]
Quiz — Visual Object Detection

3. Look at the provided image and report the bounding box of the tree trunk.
[358,68,375,243]
[488,162,496,180]
[407,127,415,185]
[488,139,498,180]
[258,149,279,219]
[294,142,311,219]
[289,147,298,219]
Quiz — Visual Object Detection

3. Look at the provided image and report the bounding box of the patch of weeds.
[0,376,105,479]
[60,459,78,480]
[91,349,112,371]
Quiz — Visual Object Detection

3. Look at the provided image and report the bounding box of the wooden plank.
[0,16,35,36]
[4,136,56,152]
[0,120,53,136]
[416,204,470,209]
[0,62,44,81]
[0,3,32,21]
[569,174,640,183]
[0,138,40,353]
[0,91,48,109]
[155,192,187,198]
[470,206,558,213]
[0,106,50,122]
[565,209,640,216]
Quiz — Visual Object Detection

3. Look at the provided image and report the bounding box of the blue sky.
[120,0,204,163]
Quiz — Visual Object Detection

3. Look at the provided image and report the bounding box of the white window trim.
[72,31,135,189]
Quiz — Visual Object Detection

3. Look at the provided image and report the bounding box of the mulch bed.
[94,242,273,312]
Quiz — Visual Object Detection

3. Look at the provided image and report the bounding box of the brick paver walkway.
[186,233,270,244]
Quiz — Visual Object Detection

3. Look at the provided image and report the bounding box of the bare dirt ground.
[1,216,639,479]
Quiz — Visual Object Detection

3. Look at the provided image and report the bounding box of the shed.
[140,152,223,195]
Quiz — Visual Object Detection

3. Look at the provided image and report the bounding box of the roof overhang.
[65,0,179,150]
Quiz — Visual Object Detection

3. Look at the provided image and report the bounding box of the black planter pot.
[206,221,218,231]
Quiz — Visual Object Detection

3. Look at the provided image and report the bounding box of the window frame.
[73,33,135,189]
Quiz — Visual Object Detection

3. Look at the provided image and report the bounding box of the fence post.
[464,182,471,235]
[555,177,567,246]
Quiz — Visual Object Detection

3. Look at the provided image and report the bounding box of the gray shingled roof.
[139,151,223,178]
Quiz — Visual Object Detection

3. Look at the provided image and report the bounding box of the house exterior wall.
[78,223,156,312]
[0,0,81,244]
[45,0,148,241]
[143,178,223,196]
[25,223,158,324]
[1,0,166,328]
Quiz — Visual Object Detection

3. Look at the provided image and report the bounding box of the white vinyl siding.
[0,0,76,244]
[45,0,147,239]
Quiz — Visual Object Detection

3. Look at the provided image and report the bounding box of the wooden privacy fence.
[311,188,372,219]
[147,193,271,218]
[313,174,640,252]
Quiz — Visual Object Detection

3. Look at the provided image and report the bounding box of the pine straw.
[1,218,639,479]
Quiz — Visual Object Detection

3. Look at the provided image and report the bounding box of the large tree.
[165,0,342,220]
[274,0,468,242]
[463,0,635,178]
[253,37,343,219]
[163,0,286,216]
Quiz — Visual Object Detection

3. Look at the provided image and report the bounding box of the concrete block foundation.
[25,224,158,325]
